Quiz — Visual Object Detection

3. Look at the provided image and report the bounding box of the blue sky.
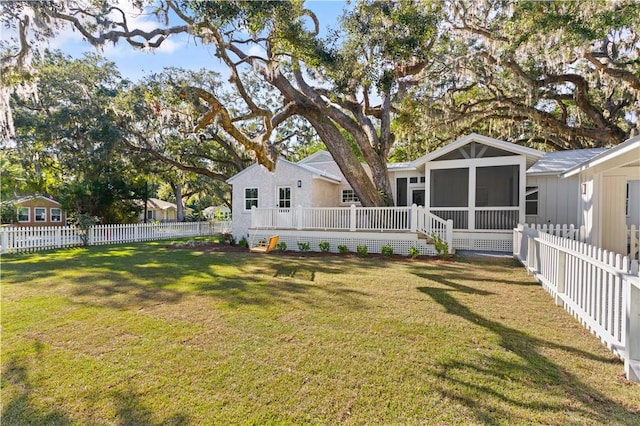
[51,1,350,83]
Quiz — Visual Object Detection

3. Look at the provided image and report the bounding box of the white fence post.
[1,230,7,254]
[556,250,567,306]
[55,227,62,248]
[624,274,640,382]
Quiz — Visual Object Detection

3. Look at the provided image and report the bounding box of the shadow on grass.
[1,244,371,312]
[1,353,72,426]
[416,270,638,424]
[112,388,190,426]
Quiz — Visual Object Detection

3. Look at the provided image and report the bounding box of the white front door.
[277,186,292,227]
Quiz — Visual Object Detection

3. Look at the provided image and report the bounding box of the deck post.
[251,206,257,228]
[296,206,303,230]
[446,219,454,249]
[350,204,357,232]
[410,204,418,232]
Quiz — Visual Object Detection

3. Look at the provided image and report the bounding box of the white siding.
[525,175,581,225]
[602,174,628,254]
[228,161,341,238]
[628,180,640,227]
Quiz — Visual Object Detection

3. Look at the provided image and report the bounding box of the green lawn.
[2,239,639,425]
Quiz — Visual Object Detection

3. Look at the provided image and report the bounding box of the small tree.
[71,213,98,246]
[0,202,16,224]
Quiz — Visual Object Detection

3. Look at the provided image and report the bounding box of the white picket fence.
[522,223,639,260]
[0,221,232,254]
[513,224,640,382]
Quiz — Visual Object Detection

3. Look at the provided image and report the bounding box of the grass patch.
[2,240,639,424]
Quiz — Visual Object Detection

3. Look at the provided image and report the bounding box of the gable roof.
[9,195,61,206]
[226,157,342,184]
[562,134,640,178]
[297,150,335,165]
[411,133,545,169]
[527,148,607,175]
[146,198,178,210]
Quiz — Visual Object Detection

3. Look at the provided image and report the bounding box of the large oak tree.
[397,0,640,152]
[2,0,441,207]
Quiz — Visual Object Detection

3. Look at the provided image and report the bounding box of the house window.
[34,208,46,222]
[420,176,426,183]
[409,177,418,184]
[50,208,62,222]
[526,186,539,215]
[278,186,291,208]
[245,188,259,210]
[17,207,29,222]
[342,189,360,203]
[147,210,156,220]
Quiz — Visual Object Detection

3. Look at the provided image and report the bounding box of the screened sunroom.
[413,134,544,232]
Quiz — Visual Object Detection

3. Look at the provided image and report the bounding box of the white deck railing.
[513,224,640,382]
[0,221,232,254]
[251,204,453,248]
[429,207,519,230]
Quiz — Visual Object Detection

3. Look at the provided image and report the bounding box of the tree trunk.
[303,110,387,207]
[172,183,185,222]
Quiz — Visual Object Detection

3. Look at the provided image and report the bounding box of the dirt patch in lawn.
[164,240,456,263]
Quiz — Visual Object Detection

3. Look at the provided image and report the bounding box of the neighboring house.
[10,195,66,227]
[226,133,639,253]
[202,205,231,220]
[139,198,192,222]
[562,135,640,254]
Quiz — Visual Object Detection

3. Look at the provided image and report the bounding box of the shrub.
[408,246,420,258]
[219,232,234,245]
[318,241,330,253]
[71,213,99,246]
[297,241,310,252]
[276,241,287,252]
[356,245,368,257]
[381,245,394,256]
[238,236,249,249]
[337,244,349,254]
[432,234,450,259]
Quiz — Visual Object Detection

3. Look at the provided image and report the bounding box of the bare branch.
[179,86,275,170]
